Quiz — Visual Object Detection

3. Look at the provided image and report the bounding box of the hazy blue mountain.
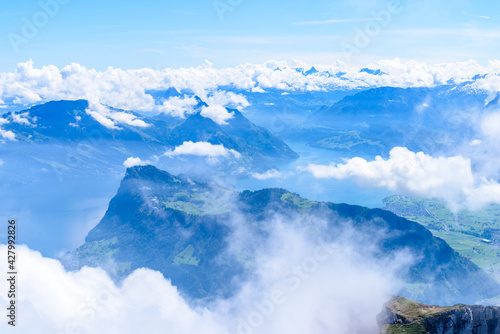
[359,68,387,75]
[276,86,489,156]
[63,165,500,305]
[1,99,170,143]
[0,99,297,180]
[147,87,184,101]
[158,88,364,133]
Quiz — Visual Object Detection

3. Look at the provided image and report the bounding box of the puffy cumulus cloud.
[200,105,235,125]
[85,101,149,130]
[469,60,500,99]
[165,141,241,159]
[123,157,151,168]
[205,90,251,111]
[0,60,251,123]
[0,117,15,141]
[0,218,408,334]
[371,58,486,88]
[303,147,500,210]
[0,245,226,334]
[157,91,249,123]
[0,129,15,141]
[11,112,31,125]
[2,59,500,117]
[157,95,199,118]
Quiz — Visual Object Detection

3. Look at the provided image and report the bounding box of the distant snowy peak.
[0,59,499,117]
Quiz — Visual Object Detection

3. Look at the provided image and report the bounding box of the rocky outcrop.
[379,297,500,334]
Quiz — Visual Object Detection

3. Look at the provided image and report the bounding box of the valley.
[383,195,500,285]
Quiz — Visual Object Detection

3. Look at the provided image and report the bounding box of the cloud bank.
[304,147,500,210]
[1,58,500,133]
[2,58,500,113]
[0,217,407,334]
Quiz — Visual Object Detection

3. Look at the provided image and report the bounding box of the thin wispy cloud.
[294,18,381,25]
[462,11,491,19]
[130,30,201,35]
[385,28,500,39]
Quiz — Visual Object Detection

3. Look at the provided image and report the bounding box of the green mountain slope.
[383,195,500,285]
[63,166,500,304]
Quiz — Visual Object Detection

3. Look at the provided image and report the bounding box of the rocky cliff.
[379,296,500,334]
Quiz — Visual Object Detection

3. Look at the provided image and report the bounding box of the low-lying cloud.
[200,105,234,125]
[304,146,500,210]
[85,101,149,130]
[2,59,500,135]
[165,141,241,159]
[123,157,152,168]
[0,217,409,334]
[157,95,199,118]
[251,169,290,180]
[0,117,15,141]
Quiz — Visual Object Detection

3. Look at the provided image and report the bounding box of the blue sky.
[0,0,498,71]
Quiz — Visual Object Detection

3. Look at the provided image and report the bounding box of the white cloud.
[158,95,198,118]
[2,59,500,123]
[85,101,149,130]
[0,159,3,166]
[123,157,151,168]
[0,118,15,141]
[461,11,490,19]
[0,129,15,140]
[0,245,225,334]
[0,221,408,334]
[165,141,241,159]
[252,169,289,180]
[85,108,118,130]
[200,105,234,125]
[252,86,266,93]
[204,90,250,111]
[11,112,31,125]
[303,147,500,210]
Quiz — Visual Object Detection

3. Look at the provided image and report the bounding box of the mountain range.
[62,165,500,305]
[277,86,490,156]
[0,99,298,181]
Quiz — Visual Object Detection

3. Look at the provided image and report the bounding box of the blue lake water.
[236,140,391,208]
[0,140,391,257]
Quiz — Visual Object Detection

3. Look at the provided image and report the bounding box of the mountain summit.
[1,99,297,179]
[63,165,500,304]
